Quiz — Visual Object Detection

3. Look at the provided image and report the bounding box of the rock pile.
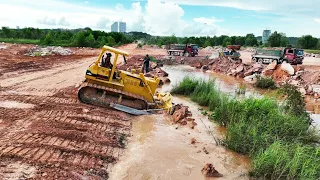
[25,46,72,56]
[172,104,197,129]
[201,163,222,177]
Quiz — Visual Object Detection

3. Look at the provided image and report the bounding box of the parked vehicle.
[251,48,304,65]
[219,45,242,63]
[166,44,198,57]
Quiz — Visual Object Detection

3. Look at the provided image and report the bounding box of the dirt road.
[0,44,132,179]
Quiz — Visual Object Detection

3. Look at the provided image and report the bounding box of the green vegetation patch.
[171,77,320,179]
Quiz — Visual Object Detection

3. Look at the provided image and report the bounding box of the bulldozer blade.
[110,103,151,115]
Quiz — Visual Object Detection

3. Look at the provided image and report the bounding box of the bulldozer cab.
[95,46,129,82]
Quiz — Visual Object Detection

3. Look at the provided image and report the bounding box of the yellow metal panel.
[102,46,129,56]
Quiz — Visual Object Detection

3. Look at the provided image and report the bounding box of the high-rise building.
[111,22,118,32]
[110,21,126,33]
[119,22,126,33]
[262,29,271,44]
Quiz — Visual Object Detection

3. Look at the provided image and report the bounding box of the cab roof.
[102,45,129,56]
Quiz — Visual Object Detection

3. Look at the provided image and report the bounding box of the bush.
[172,77,320,179]
[254,75,277,89]
[171,76,200,95]
[137,43,143,48]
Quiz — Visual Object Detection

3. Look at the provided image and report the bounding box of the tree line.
[0,27,133,47]
[0,27,319,49]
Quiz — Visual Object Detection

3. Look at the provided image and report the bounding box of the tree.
[280,36,289,47]
[85,33,96,47]
[106,36,116,46]
[268,31,280,47]
[1,27,11,38]
[235,36,245,46]
[73,31,86,47]
[245,34,258,46]
[222,37,232,47]
[297,35,318,49]
[203,40,211,47]
[43,31,53,45]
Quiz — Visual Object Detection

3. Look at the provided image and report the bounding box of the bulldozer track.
[78,82,149,110]
[0,86,132,179]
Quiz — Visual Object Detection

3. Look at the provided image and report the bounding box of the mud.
[109,96,250,180]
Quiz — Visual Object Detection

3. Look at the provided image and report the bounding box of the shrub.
[137,43,143,48]
[171,76,200,95]
[252,141,320,179]
[172,77,320,179]
[254,75,277,89]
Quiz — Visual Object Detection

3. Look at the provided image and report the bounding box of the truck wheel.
[283,59,289,63]
[258,58,263,64]
[184,52,189,57]
[272,59,278,65]
[252,57,257,63]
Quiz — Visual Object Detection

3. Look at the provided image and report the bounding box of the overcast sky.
[0,0,319,37]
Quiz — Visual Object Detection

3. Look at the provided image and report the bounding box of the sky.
[0,0,319,37]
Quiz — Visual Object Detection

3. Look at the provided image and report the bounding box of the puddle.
[109,97,250,180]
[0,101,35,109]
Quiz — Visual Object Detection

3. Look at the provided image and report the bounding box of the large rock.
[244,69,254,77]
[266,60,277,70]
[235,64,244,74]
[202,65,209,71]
[299,87,307,96]
[280,62,295,75]
[312,85,320,93]
[201,164,223,177]
[263,69,274,76]
[150,62,157,69]
[244,74,257,84]
[173,107,187,123]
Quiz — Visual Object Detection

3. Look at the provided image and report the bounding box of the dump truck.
[219,45,242,63]
[251,48,304,65]
[166,44,198,57]
[77,46,173,115]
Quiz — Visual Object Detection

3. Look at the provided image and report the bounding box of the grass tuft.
[171,76,320,179]
[254,75,277,89]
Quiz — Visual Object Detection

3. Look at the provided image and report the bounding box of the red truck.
[251,48,304,65]
[166,44,199,57]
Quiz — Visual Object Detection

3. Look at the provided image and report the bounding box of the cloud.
[57,17,70,26]
[315,18,320,24]
[37,17,56,25]
[193,17,224,25]
[95,17,110,29]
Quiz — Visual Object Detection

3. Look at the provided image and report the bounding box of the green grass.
[171,77,320,179]
[0,38,40,44]
[252,141,320,179]
[254,75,277,89]
[305,49,320,54]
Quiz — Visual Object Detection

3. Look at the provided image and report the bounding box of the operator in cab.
[101,53,113,69]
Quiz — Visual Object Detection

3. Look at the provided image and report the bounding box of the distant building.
[119,22,126,33]
[262,29,271,44]
[110,21,126,33]
[111,22,118,32]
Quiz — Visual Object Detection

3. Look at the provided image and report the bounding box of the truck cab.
[283,48,304,64]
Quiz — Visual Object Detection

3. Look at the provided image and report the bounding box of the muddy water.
[109,97,250,180]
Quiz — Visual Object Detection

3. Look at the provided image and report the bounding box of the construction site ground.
[0,43,319,179]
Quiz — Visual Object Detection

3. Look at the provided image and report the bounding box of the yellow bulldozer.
[77,45,173,115]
